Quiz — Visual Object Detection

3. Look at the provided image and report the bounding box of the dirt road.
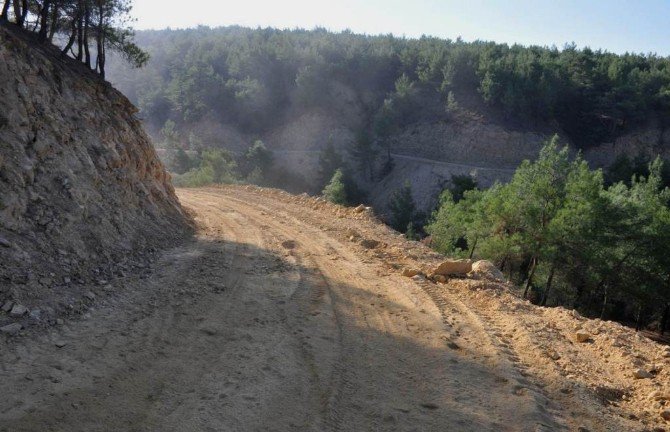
[0,186,650,431]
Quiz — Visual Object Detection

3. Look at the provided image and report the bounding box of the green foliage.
[446,91,459,113]
[349,130,378,181]
[160,120,180,149]
[317,141,344,189]
[245,166,264,185]
[172,148,193,174]
[322,169,348,205]
[388,181,417,232]
[108,27,670,147]
[606,153,670,188]
[245,140,273,171]
[242,140,274,183]
[173,149,238,187]
[426,136,670,324]
[448,174,478,202]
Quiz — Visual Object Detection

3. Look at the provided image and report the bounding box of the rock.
[345,229,360,239]
[575,331,591,343]
[354,204,366,213]
[432,274,447,283]
[29,309,41,319]
[662,348,670,358]
[650,364,663,374]
[9,304,27,318]
[54,340,67,348]
[661,410,670,421]
[546,349,561,361]
[0,237,11,248]
[360,239,380,249]
[632,368,654,379]
[199,326,218,336]
[83,291,96,301]
[0,323,22,335]
[469,260,505,281]
[281,240,297,250]
[432,259,473,276]
[1,301,14,313]
[55,318,64,325]
[402,268,421,278]
[649,391,670,401]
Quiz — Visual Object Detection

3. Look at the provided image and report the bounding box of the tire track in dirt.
[193,188,569,431]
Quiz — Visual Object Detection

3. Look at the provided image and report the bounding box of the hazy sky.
[132,0,670,55]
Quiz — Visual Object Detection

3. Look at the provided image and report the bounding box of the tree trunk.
[48,2,59,41]
[522,256,537,299]
[635,304,643,332]
[38,0,52,42]
[19,0,26,25]
[12,0,21,26]
[468,236,478,259]
[599,285,608,320]
[76,10,83,61]
[62,17,78,56]
[96,3,105,78]
[660,303,669,336]
[540,263,556,306]
[83,2,91,68]
[0,0,10,21]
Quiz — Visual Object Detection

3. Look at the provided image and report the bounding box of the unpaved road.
[0,187,646,431]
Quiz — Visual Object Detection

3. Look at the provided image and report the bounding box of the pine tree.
[322,169,347,205]
[389,181,416,232]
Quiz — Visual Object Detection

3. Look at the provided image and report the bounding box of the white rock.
[9,304,27,317]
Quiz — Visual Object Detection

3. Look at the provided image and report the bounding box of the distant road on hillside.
[272,149,517,173]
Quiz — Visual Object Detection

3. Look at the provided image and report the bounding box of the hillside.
[107,26,670,211]
[0,24,191,330]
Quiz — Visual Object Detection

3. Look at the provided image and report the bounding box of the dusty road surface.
[0,186,656,431]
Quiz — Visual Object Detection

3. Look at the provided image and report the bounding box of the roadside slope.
[0,24,191,330]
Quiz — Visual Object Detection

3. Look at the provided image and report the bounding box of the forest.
[426,137,670,334]
[108,26,670,149]
[0,0,147,78]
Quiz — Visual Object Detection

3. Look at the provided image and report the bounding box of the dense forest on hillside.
[109,26,670,148]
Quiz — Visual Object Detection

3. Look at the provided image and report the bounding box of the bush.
[322,169,348,205]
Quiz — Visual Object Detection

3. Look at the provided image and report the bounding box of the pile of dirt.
[0,26,191,330]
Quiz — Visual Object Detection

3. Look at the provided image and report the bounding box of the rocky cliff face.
[0,26,190,321]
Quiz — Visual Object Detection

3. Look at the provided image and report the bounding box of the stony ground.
[1,185,668,431]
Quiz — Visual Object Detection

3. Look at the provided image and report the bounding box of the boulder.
[360,239,380,249]
[469,260,505,281]
[9,304,27,317]
[648,391,670,401]
[575,331,591,343]
[432,259,473,276]
[0,323,22,335]
[632,368,654,379]
[402,268,421,278]
[353,204,366,213]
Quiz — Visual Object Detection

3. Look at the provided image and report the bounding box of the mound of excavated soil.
[0,25,191,328]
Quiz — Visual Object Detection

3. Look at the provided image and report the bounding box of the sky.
[132,0,670,55]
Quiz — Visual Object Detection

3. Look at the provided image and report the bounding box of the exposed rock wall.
[0,26,190,315]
